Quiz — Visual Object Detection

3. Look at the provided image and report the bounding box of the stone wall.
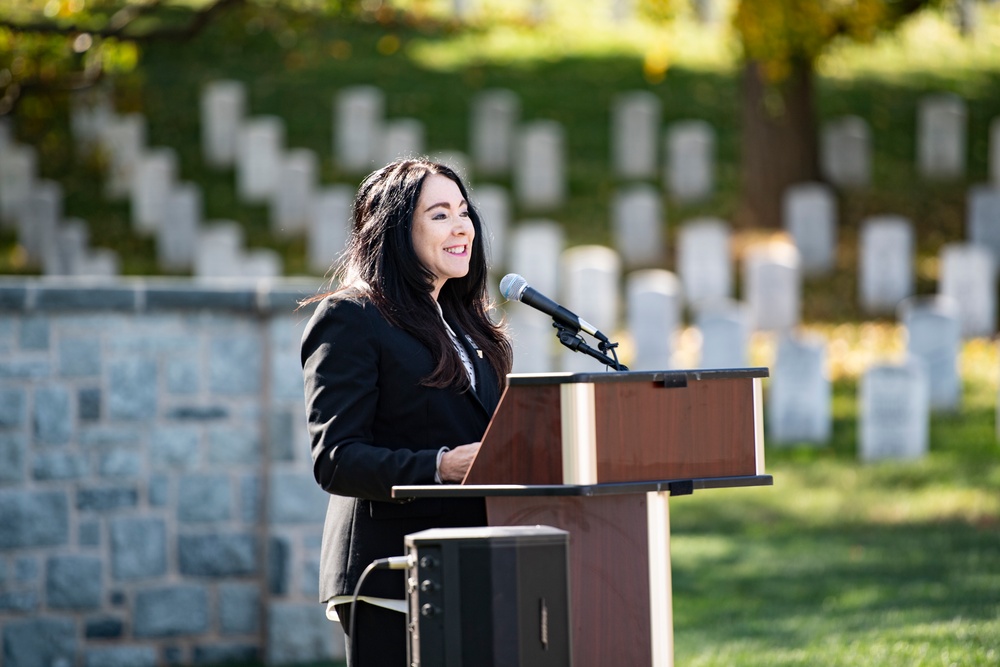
[0,278,345,667]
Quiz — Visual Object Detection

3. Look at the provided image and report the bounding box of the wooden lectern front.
[395,368,771,667]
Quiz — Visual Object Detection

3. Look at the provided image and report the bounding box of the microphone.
[500,273,609,342]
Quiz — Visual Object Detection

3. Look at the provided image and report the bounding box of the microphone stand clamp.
[552,322,628,371]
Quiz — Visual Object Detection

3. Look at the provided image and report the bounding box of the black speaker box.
[404,525,571,667]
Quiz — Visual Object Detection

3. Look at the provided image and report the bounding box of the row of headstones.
[822,97,1000,188]
[515,239,974,461]
[0,119,120,276]
[201,81,720,208]
[782,178,1000,336]
[45,90,283,279]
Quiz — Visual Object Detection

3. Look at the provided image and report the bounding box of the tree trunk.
[736,59,820,228]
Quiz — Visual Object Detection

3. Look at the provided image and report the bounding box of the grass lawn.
[4,2,1000,664]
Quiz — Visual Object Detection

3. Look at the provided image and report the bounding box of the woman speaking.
[300,158,512,665]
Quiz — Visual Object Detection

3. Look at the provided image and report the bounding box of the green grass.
[5,4,1000,665]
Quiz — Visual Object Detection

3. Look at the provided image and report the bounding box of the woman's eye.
[459,210,469,217]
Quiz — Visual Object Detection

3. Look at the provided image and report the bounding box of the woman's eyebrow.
[424,199,468,212]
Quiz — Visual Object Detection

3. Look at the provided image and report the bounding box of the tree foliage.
[733,0,941,84]
[0,0,368,115]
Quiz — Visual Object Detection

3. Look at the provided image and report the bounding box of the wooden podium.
[394,368,771,667]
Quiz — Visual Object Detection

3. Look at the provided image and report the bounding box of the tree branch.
[0,0,245,42]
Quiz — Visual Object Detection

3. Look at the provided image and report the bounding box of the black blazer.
[301,290,501,601]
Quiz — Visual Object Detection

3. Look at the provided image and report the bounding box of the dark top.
[300,289,501,600]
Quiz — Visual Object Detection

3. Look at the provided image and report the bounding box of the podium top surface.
[506,367,769,386]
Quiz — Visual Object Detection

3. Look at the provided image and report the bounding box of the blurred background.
[1,0,999,665]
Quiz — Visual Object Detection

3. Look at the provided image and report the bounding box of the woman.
[300,158,513,665]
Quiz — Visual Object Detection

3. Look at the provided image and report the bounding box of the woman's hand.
[438,442,481,483]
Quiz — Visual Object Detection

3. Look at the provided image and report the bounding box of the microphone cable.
[348,555,413,660]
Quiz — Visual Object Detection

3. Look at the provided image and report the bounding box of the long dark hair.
[304,158,512,391]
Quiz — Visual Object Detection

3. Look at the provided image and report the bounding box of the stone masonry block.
[108,358,157,420]
[46,555,102,609]
[78,387,101,421]
[110,517,166,580]
[18,316,49,350]
[97,448,142,478]
[269,471,328,524]
[59,337,101,376]
[34,385,72,445]
[192,645,259,665]
[32,451,88,480]
[84,646,157,667]
[218,583,261,634]
[0,433,26,483]
[209,334,262,394]
[134,585,209,637]
[2,617,76,667]
[207,426,260,465]
[268,602,341,665]
[0,490,69,548]
[0,387,26,426]
[177,474,231,522]
[166,358,200,394]
[178,533,258,577]
[85,617,124,639]
[150,427,200,469]
[76,486,138,512]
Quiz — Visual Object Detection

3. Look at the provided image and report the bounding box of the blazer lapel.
[446,318,499,416]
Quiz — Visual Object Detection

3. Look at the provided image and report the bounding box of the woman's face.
[411,173,475,300]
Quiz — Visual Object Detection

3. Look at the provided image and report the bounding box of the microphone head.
[499,273,528,301]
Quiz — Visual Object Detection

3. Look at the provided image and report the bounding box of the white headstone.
[938,242,996,338]
[78,248,121,278]
[559,245,621,372]
[859,360,929,461]
[70,87,115,155]
[195,221,245,279]
[742,240,801,332]
[917,94,966,180]
[507,220,565,299]
[241,249,283,278]
[665,120,715,203]
[271,148,318,237]
[18,180,62,264]
[201,80,247,168]
[514,121,566,211]
[380,118,425,165]
[131,148,178,234]
[611,184,665,268]
[0,144,36,228]
[899,296,961,412]
[695,299,749,369]
[102,114,147,200]
[990,117,1000,188]
[473,185,511,272]
[768,333,830,445]
[626,269,682,371]
[470,89,520,176]
[158,182,202,271]
[334,86,385,173]
[858,215,914,314]
[611,91,660,179]
[782,182,837,276]
[44,218,90,276]
[676,217,731,308]
[820,115,871,188]
[308,185,354,275]
[236,117,285,204]
[966,185,1000,273]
